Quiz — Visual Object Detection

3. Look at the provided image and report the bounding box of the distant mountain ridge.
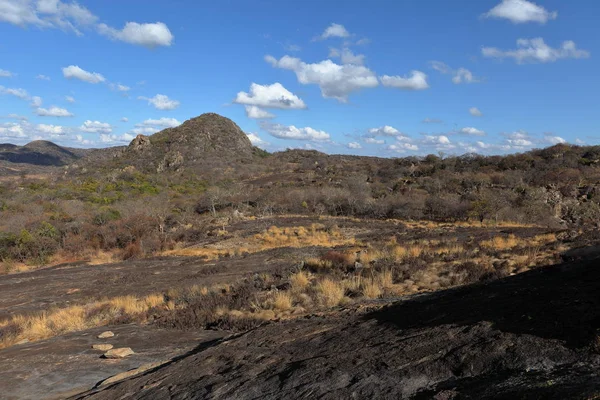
[0,140,89,166]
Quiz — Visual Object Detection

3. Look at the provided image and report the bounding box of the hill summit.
[79,113,260,174]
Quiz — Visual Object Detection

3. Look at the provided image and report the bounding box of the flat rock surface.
[0,324,225,400]
[79,258,600,399]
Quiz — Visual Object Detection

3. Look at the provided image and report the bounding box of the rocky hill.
[74,113,262,175]
[0,140,87,167]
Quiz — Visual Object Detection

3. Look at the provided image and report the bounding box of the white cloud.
[266,55,378,102]
[424,135,451,145]
[469,107,483,117]
[97,22,174,48]
[138,117,181,128]
[356,38,370,46]
[423,118,443,124]
[347,142,362,149]
[74,134,92,145]
[245,105,275,119]
[483,0,557,24]
[0,86,28,99]
[329,47,365,65]
[246,132,269,147]
[1,113,27,120]
[37,124,64,135]
[261,121,330,141]
[319,23,350,39]
[388,142,419,152]
[120,117,128,122]
[364,137,384,144]
[544,135,566,145]
[99,133,135,143]
[0,122,26,138]
[0,69,13,77]
[508,138,532,146]
[283,43,301,52]
[234,82,306,109]
[482,38,590,64]
[109,83,130,92]
[36,74,50,80]
[430,61,480,84]
[138,94,180,110]
[460,127,486,136]
[80,120,112,134]
[368,126,402,137]
[30,96,43,107]
[452,68,478,84]
[380,71,429,90]
[62,65,105,83]
[0,0,97,34]
[35,106,73,117]
[65,95,75,103]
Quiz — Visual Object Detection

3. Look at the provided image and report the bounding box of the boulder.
[97,331,115,339]
[103,347,135,359]
[92,344,114,351]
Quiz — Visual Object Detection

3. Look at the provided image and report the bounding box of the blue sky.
[0,0,598,156]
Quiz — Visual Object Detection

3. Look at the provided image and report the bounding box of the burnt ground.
[77,257,600,400]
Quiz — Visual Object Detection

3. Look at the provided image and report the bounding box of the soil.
[77,257,600,400]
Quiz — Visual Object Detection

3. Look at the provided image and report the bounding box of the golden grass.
[361,279,382,299]
[164,223,355,259]
[272,291,293,311]
[289,271,311,291]
[316,278,345,307]
[0,293,168,349]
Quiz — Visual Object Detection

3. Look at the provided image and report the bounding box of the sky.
[0,0,598,157]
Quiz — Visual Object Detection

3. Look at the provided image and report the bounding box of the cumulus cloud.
[368,126,403,137]
[109,83,130,92]
[0,69,13,77]
[99,133,135,144]
[36,74,50,80]
[430,61,480,84]
[234,82,306,109]
[97,22,174,48]
[380,71,429,90]
[469,107,483,117]
[482,38,590,63]
[318,23,350,40]
[505,131,533,147]
[138,117,181,128]
[329,47,365,65]
[424,135,451,145]
[0,0,174,48]
[0,121,71,142]
[265,55,378,102]
[246,132,269,147]
[388,142,419,152]
[0,0,97,34]
[65,95,75,103]
[62,65,105,83]
[245,105,275,119]
[138,94,180,110]
[460,127,486,136]
[120,117,128,122]
[80,120,112,134]
[260,121,330,141]
[364,137,384,144]
[35,106,73,117]
[544,134,566,145]
[483,0,557,24]
[30,96,43,107]
[0,86,28,99]
[347,142,362,149]
[37,124,64,135]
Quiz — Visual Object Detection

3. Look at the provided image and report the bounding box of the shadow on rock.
[369,255,600,349]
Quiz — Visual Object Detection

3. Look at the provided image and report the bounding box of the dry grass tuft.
[316,278,345,307]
